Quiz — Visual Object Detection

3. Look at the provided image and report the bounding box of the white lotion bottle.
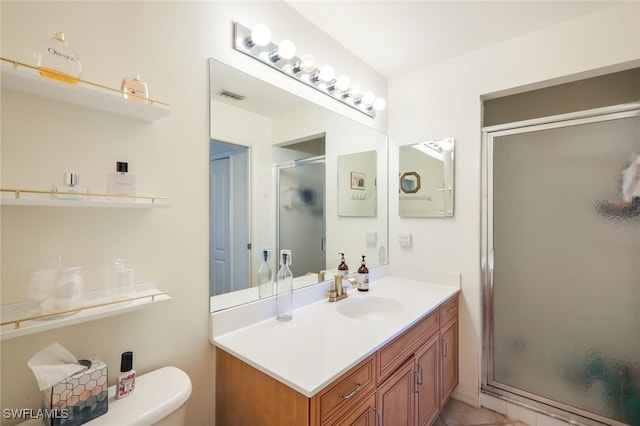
[116,351,135,399]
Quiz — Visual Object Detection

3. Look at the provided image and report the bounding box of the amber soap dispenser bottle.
[337,253,349,276]
[357,255,369,291]
[116,351,136,399]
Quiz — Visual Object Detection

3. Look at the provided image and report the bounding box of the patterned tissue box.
[42,356,108,426]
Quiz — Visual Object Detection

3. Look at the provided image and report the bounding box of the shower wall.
[486,110,640,424]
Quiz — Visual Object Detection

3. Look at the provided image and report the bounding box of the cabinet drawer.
[440,294,458,326]
[325,390,377,426]
[376,310,439,383]
[317,355,375,423]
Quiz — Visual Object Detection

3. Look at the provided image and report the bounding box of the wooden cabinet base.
[215,293,459,426]
[216,348,309,426]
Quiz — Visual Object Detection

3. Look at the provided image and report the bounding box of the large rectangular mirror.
[209,59,388,311]
[399,138,455,217]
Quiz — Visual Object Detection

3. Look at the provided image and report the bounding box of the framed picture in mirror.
[400,171,421,193]
[351,172,366,190]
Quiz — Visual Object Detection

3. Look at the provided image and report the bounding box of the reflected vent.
[217,89,246,101]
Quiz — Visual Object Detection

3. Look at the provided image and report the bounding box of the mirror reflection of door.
[210,140,250,296]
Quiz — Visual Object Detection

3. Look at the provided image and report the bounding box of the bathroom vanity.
[211,274,459,425]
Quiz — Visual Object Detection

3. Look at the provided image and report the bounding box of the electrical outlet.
[399,233,412,246]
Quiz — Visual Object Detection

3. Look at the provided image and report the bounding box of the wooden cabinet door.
[415,334,439,426]
[377,358,414,426]
[440,317,459,408]
[330,391,377,426]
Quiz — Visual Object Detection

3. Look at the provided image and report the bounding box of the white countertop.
[211,275,459,397]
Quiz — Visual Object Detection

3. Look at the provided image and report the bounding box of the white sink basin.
[336,296,403,318]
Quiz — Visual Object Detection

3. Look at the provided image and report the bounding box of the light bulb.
[278,40,296,60]
[335,75,350,91]
[362,91,375,105]
[439,138,454,150]
[282,63,294,74]
[373,98,386,111]
[250,24,271,47]
[300,55,316,72]
[349,86,362,99]
[318,65,335,82]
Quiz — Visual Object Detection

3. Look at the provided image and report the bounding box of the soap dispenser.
[337,253,349,276]
[258,248,273,298]
[276,250,293,321]
[357,255,369,291]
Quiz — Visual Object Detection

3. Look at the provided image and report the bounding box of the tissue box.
[41,356,108,426]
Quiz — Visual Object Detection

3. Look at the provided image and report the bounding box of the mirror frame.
[400,172,421,194]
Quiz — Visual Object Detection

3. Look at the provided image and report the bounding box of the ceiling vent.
[217,89,246,101]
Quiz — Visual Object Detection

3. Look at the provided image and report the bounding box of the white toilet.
[20,366,192,426]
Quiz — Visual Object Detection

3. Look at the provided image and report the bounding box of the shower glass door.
[276,157,326,278]
[482,104,640,425]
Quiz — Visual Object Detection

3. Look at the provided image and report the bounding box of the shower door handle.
[488,249,495,287]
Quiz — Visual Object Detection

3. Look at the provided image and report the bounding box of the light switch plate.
[366,231,377,245]
[399,233,412,246]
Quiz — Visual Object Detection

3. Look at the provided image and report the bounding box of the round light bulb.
[318,65,335,82]
[282,63,294,74]
[251,24,271,47]
[362,91,375,105]
[278,40,296,60]
[300,55,316,72]
[373,98,386,111]
[349,86,362,99]
[335,75,351,91]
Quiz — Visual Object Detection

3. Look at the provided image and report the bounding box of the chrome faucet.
[327,275,358,302]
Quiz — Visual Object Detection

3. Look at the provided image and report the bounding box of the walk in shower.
[482,103,640,425]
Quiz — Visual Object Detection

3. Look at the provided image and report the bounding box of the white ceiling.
[286,1,622,78]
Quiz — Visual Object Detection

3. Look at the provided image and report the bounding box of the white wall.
[0,2,386,425]
[388,1,640,406]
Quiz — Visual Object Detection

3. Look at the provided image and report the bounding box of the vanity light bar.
[233,22,385,118]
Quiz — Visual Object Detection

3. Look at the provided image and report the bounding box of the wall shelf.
[0,57,170,122]
[0,282,170,340]
[1,188,171,209]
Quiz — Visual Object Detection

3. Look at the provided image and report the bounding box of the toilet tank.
[91,366,192,426]
[18,366,192,426]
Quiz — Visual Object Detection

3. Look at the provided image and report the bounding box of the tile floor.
[435,399,530,426]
